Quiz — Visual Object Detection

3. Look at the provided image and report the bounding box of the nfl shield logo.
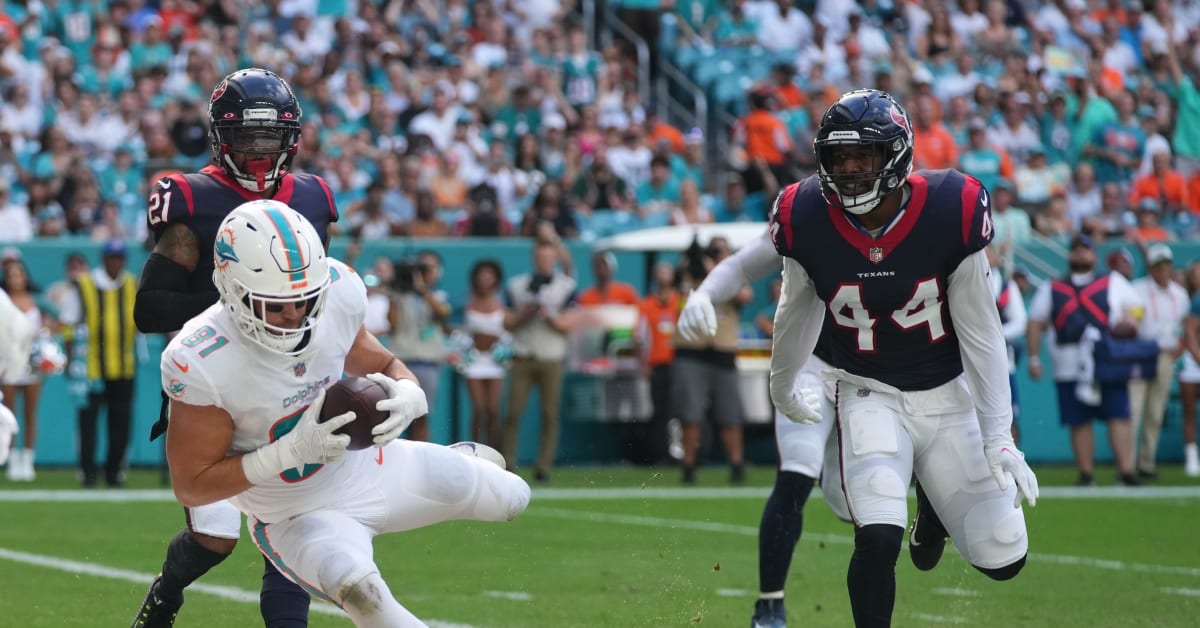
[869,247,884,263]
[293,362,306,377]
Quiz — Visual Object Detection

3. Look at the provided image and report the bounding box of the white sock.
[759,590,785,600]
[1186,443,1198,458]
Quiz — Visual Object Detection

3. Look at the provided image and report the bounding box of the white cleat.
[449,441,507,469]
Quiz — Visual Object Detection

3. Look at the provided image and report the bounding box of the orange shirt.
[639,291,681,366]
[1135,225,1171,242]
[647,122,685,154]
[739,110,791,165]
[774,84,805,110]
[912,123,958,171]
[1190,174,1200,214]
[578,281,640,306]
[1131,171,1188,208]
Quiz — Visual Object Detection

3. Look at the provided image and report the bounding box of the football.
[319,377,390,450]
[448,441,507,469]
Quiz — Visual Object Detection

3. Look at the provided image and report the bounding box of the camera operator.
[673,235,750,484]
[388,250,451,442]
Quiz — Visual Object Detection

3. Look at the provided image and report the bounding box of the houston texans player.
[767,89,1038,627]
[132,69,339,628]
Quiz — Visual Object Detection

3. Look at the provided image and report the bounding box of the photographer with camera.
[501,233,578,483]
[673,235,751,484]
[388,250,451,442]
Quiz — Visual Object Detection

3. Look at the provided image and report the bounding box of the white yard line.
[932,588,982,598]
[1161,587,1200,597]
[4,484,1200,502]
[911,612,969,623]
[0,547,480,628]
[528,507,1200,577]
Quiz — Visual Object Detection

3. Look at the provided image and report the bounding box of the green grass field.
[2,465,1199,627]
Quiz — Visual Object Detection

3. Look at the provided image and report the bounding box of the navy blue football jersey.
[770,169,993,391]
[146,165,339,292]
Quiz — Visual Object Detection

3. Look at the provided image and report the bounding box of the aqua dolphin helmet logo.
[215,227,240,269]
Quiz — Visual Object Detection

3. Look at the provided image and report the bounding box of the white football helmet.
[212,200,330,356]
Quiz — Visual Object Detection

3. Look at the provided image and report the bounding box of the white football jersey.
[161,259,373,523]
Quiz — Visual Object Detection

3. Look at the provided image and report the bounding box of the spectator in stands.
[1164,22,1200,177]
[754,278,782,340]
[735,88,792,192]
[755,0,813,53]
[1068,162,1104,231]
[608,127,653,192]
[1084,89,1145,186]
[672,179,714,226]
[911,93,957,170]
[1130,244,1189,479]
[1083,182,1136,242]
[1130,151,1188,215]
[502,238,577,483]
[990,179,1033,250]
[578,250,639,307]
[1028,234,1145,486]
[571,150,632,214]
[344,180,405,239]
[457,183,514,237]
[410,189,451,238]
[1015,144,1070,213]
[714,0,759,48]
[1035,193,1076,239]
[959,118,1008,194]
[1132,198,1173,242]
[637,156,681,220]
[0,179,32,243]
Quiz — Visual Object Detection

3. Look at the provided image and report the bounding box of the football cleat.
[750,598,787,628]
[908,482,948,571]
[448,441,507,469]
[131,575,181,628]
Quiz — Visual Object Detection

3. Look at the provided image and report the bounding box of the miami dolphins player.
[162,200,531,627]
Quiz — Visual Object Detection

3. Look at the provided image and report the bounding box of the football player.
[767,90,1038,627]
[677,234,846,628]
[163,201,529,627]
[132,69,339,627]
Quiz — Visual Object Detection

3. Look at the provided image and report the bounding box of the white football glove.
[366,372,429,446]
[777,385,823,424]
[678,292,717,342]
[0,402,18,466]
[241,387,355,485]
[984,441,1039,508]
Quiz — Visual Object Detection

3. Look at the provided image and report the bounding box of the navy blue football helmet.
[814,89,914,215]
[208,68,302,193]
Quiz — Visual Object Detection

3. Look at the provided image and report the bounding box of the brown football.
[319,377,390,450]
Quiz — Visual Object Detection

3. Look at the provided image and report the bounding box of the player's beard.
[1068,261,1093,274]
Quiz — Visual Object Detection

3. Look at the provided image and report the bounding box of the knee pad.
[975,554,1026,581]
[316,552,376,607]
[960,499,1028,568]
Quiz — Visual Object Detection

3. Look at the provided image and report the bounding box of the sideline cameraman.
[388,250,451,442]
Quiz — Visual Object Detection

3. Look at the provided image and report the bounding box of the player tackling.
[162,200,531,627]
[767,89,1038,627]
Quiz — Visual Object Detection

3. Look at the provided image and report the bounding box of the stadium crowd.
[4,0,1200,481]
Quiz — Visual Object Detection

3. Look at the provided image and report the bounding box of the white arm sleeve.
[695,232,782,303]
[1000,282,1027,342]
[769,258,825,411]
[948,251,1015,446]
[1027,281,1052,323]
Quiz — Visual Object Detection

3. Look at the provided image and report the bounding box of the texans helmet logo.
[889,104,911,137]
[211,80,228,103]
